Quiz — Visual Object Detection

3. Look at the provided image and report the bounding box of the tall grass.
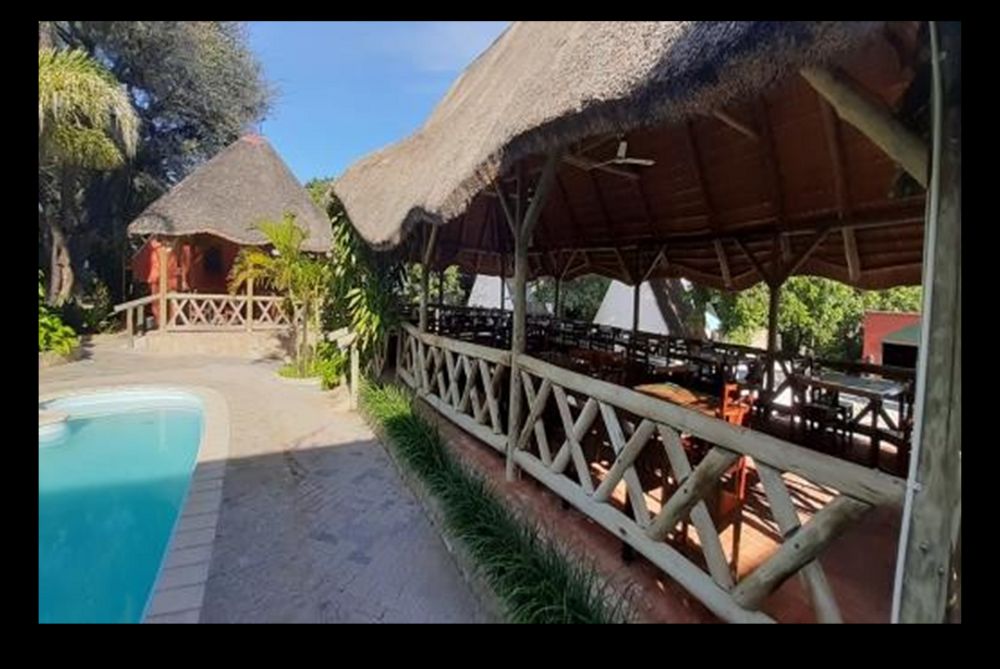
[360,381,627,624]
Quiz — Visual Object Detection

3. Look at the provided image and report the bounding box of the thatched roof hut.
[129,134,332,253]
[334,21,927,290]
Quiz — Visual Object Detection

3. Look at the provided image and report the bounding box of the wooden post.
[506,149,564,481]
[350,341,360,410]
[419,224,438,333]
[554,278,561,319]
[246,276,254,332]
[499,251,506,310]
[766,280,781,396]
[893,21,961,624]
[157,242,169,330]
[631,280,641,362]
[126,307,134,349]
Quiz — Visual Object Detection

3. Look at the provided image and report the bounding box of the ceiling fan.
[587,139,656,169]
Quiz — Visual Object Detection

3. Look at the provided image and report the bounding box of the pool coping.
[38,384,230,624]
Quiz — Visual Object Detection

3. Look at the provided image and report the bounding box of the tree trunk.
[47,218,73,306]
[649,278,697,338]
[48,169,77,306]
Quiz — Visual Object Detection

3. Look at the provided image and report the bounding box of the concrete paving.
[39,336,488,623]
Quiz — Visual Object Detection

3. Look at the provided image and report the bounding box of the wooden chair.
[800,386,853,455]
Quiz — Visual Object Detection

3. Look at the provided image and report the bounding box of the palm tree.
[229,214,331,375]
[39,45,139,305]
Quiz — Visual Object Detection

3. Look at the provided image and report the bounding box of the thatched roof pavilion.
[333,21,960,624]
[334,21,926,290]
[130,134,332,253]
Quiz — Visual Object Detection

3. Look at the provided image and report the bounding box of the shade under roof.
[334,21,928,290]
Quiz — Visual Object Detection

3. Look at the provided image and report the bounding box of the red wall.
[131,234,244,322]
[862,311,921,364]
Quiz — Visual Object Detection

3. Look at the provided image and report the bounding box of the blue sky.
[248,21,509,184]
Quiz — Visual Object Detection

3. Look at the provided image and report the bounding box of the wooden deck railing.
[397,324,907,623]
[114,292,300,346]
[398,322,511,453]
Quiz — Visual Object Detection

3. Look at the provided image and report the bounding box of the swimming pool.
[39,390,205,623]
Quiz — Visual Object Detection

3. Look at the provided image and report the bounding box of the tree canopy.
[701,277,922,359]
[39,21,272,313]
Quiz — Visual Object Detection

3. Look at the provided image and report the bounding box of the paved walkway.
[40,337,487,623]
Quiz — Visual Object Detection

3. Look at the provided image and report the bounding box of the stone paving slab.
[40,338,486,624]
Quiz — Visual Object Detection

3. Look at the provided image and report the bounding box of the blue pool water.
[39,391,204,623]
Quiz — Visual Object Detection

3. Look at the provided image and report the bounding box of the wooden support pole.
[126,307,134,349]
[246,276,254,332]
[350,341,360,410]
[506,149,564,481]
[894,21,961,624]
[157,242,169,330]
[766,280,781,396]
[801,66,928,188]
[554,278,561,319]
[419,224,438,333]
[632,281,641,334]
[499,251,506,310]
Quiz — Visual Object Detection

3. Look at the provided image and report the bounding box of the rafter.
[819,96,862,284]
[714,239,732,288]
[683,120,720,241]
[734,237,772,283]
[713,109,760,142]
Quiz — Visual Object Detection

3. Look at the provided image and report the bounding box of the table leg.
[869,398,882,468]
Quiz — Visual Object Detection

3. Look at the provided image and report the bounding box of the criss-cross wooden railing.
[397,326,906,623]
[166,293,294,331]
[398,322,511,452]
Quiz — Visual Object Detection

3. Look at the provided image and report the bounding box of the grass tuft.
[360,380,628,624]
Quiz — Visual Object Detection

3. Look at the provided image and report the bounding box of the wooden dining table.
[789,370,910,468]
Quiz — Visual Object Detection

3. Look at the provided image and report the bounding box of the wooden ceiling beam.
[714,239,732,288]
[734,237,772,284]
[819,95,863,285]
[801,66,928,188]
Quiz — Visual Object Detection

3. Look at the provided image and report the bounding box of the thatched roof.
[129,135,332,253]
[334,21,927,290]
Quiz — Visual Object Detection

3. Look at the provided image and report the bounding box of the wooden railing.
[398,322,511,453]
[397,325,906,623]
[165,293,295,331]
[114,292,299,346]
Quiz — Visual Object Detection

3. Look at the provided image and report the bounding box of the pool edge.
[38,384,230,624]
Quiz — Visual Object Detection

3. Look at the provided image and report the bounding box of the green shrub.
[60,275,116,334]
[360,381,626,624]
[39,274,78,356]
[277,340,348,390]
